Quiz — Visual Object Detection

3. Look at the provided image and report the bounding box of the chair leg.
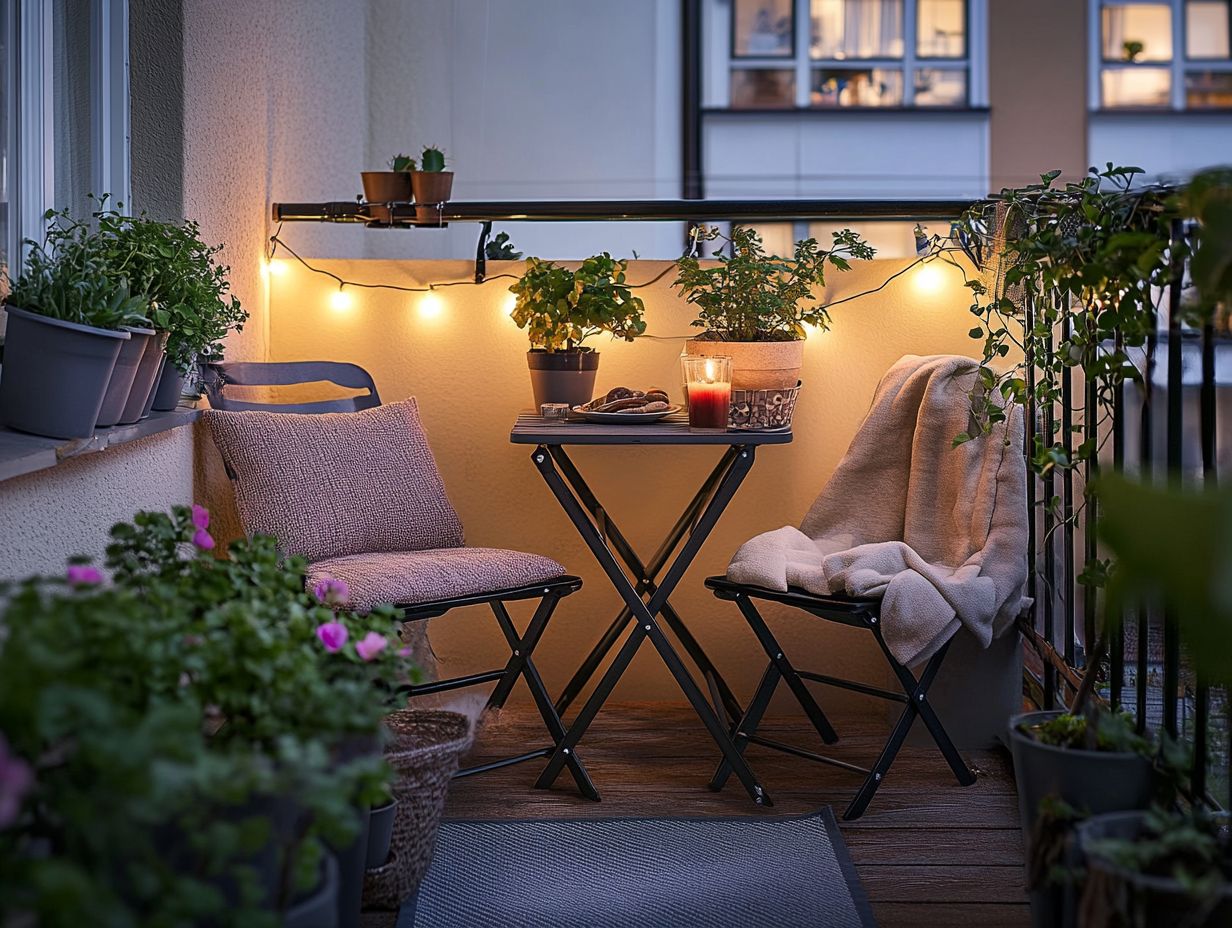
[732,593,839,744]
[710,660,780,791]
[843,698,918,820]
[488,597,601,801]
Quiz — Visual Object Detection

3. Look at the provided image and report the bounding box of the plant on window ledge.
[672,224,873,390]
[509,253,646,407]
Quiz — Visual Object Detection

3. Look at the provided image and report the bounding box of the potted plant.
[411,146,453,222]
[672,225,873,390]
[0,208,149,439]
[362,153,415,204]
[93,207,246,414]
[509,253,647,407]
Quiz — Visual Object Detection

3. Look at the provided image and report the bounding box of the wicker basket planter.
[362,709,473,910]
[728,381,801,430]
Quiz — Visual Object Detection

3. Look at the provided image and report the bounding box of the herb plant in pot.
[411,146,453,222]
[0,209,149,439]
[509,253,647,408]
[673,225,873,391]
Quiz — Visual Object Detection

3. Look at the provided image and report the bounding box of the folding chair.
[705,576,976,820]
[205,360,596,798]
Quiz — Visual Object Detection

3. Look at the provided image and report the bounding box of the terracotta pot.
[412,171,454,222]
[684,336,804,391]
[361,171,412,203]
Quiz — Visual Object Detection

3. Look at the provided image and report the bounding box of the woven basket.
[728,381,801,430]
[362,709,473,909]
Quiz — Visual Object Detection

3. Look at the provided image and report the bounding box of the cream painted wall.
[0,428,195,578]
[262,255,984,709]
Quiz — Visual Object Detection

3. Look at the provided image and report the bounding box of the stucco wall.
[257,254,987,708]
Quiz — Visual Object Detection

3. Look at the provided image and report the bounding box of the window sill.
[1089,107,1232,116]
[702,106,989,116]
[0,406,201,484]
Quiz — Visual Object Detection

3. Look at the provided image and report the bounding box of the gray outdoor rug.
[396,808,875,927]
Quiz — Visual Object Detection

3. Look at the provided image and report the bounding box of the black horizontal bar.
[454,747,553,778]
[406,668,505,697]
[743,734,871,775]
[272,197,975,225]
[796,669,908,702]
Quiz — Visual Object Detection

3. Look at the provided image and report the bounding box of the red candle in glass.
[682,356,732,430]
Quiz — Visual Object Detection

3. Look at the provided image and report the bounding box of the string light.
[329,288,354,311]
[418,291,444,319]
[504,293,518,317]
[913,261,946,295]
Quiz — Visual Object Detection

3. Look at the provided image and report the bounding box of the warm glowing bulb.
[504,293,517,317]
[267,258,288,277]
[330,289,354,311]
[913,262,945,294]
[419,291,443,319]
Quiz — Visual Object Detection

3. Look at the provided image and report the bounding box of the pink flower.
[0,735,33,830]
[397,646,413,658]
[316,621,349,653]
[192,528,215,551]
[312,577,350,607]
[355,632,388,662]
[66,564,103,586]
[191,504,210,530]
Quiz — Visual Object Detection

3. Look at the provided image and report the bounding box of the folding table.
[510,412,793,805]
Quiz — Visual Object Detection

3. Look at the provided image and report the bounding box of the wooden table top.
[509,412,794,446]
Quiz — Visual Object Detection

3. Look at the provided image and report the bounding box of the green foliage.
[1122,40,1145,62]
[419,147,447,173]
[1183,166,1232,320]
[485,230,522,261]
[509,253,647,352]
[90,199,247,371]
[387,153,416,172]
[5,206,151,331]
[0,506,416,925]
[672,225,874,342]
[1022,710,1151,754]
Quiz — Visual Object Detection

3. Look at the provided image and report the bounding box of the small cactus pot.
[412,171,454,223]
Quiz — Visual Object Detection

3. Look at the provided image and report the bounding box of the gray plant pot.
[0,305,129,439]
[284,853,340,928]
[98,327,156,427]
[365,800,397,869]
[334,805,371,928]
[1009,710,1157,928]
[118,330,168,424]
[151,360,185,411]
[527,349,599,408]
[1077,811,1232,927]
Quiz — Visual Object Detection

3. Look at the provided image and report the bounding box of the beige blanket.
[727,355,1029,666]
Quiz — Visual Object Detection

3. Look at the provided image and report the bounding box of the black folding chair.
[706,576,976,819]
[206,360,597,798]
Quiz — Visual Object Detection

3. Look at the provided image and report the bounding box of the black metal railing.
[271,196,1228,806]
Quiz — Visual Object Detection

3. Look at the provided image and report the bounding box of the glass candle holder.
[681,355,732,430]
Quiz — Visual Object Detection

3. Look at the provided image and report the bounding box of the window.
[1095,1,1232,108]
[727,0,976,109]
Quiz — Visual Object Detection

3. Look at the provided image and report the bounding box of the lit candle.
[682,355,732,430]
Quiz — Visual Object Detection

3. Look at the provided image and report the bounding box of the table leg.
[531,444,771,805]
[550,446,744,723]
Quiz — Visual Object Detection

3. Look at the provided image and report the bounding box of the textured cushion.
[205,399,464,562]
[305,548,567,611]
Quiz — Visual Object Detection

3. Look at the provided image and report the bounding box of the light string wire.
[265,224,967,333]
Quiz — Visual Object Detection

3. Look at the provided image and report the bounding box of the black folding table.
[510,412,793,805]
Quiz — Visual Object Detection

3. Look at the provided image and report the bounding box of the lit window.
[733,0,796,57]
[917,0,966,58]
[1102,66,1172,105]
[810,0,904,59]
[914,68,967,105]
[731,68,797,108]
[811,68,903,106]
[1186,1,1231,58]
[1186,69,1232,104]
[1101,3,1173,61]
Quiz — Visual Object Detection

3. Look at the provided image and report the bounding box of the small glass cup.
[681,355,732,430]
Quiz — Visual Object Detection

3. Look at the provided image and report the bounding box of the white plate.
[573,404,682,424]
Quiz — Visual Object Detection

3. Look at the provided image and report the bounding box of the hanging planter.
[411,146,454,223]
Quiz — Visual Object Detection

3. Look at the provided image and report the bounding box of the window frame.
[3,0,129,271]
[1089,0,1232,110]
[714,0,987,111]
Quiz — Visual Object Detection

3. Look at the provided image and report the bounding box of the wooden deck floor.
[435,702,1030,928]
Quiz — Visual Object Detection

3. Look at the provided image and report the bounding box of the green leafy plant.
[90,198,247,371]
[5,206,151,331]
[485,230,522,261]
[419,146,447,173]
[1022,710,1151,754]
[387,153,416,172]
[1122,39,1145,62]
[1183,166,1232,323]
[672,225,874,341]
[509,253,647,352]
